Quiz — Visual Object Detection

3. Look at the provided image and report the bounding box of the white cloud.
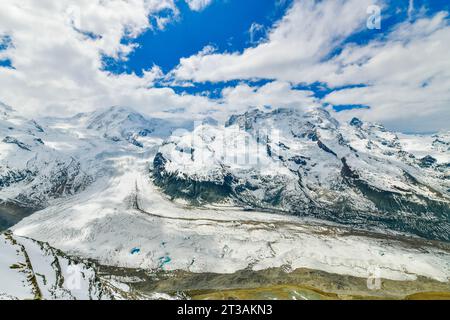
[322,13,450,132]
[248,23,265,44]
[408,0,414,20]
[169,0,450,132]
[0,0,221,120]
[172,0,375,83]
[221,81,318,114]
[0,0,448,133]
[185,0,213,12]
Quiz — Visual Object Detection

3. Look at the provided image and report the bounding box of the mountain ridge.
[1,104,447,291]
[2,104,449,240]
[153,108,450,241]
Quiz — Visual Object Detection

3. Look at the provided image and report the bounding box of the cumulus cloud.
[322,13,450,132]
[0,0,218,119]
[0,0,448,132]
[221,81,318,113]
[171,0,375,83]
[169,0,450,132]
[185,0,213,12]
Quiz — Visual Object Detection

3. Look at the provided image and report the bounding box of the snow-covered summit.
[50,106,178,148]
[154,108,450,241]
[0,105,181,226]
[83,106,176,146]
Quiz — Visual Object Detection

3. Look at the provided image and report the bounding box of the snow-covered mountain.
[0,104,187,230]
[82,106,179,147]
[0,103,92,228]
[1,103,449,299]
[399,131,450,164]
[154,108,450,241]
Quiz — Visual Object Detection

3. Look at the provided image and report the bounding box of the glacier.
[0,103,449,298]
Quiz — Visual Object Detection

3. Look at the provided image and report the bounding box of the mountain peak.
[86,106,146,130]
[154,107,450,241]
[350,117,363,127]
[225,107,337,132]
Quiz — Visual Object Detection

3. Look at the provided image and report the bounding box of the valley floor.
[99,265,450,300]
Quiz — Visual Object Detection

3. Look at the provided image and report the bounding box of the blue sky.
[109,0,449,76]
[0,35,13,68]
[0,0,449,132]
[101,0,450,118]
[106,0,293,75]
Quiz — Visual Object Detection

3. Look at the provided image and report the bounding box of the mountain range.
[1,102,449,299]
[154,108,450,241]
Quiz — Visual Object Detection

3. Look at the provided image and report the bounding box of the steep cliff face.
[154,108,450,241]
